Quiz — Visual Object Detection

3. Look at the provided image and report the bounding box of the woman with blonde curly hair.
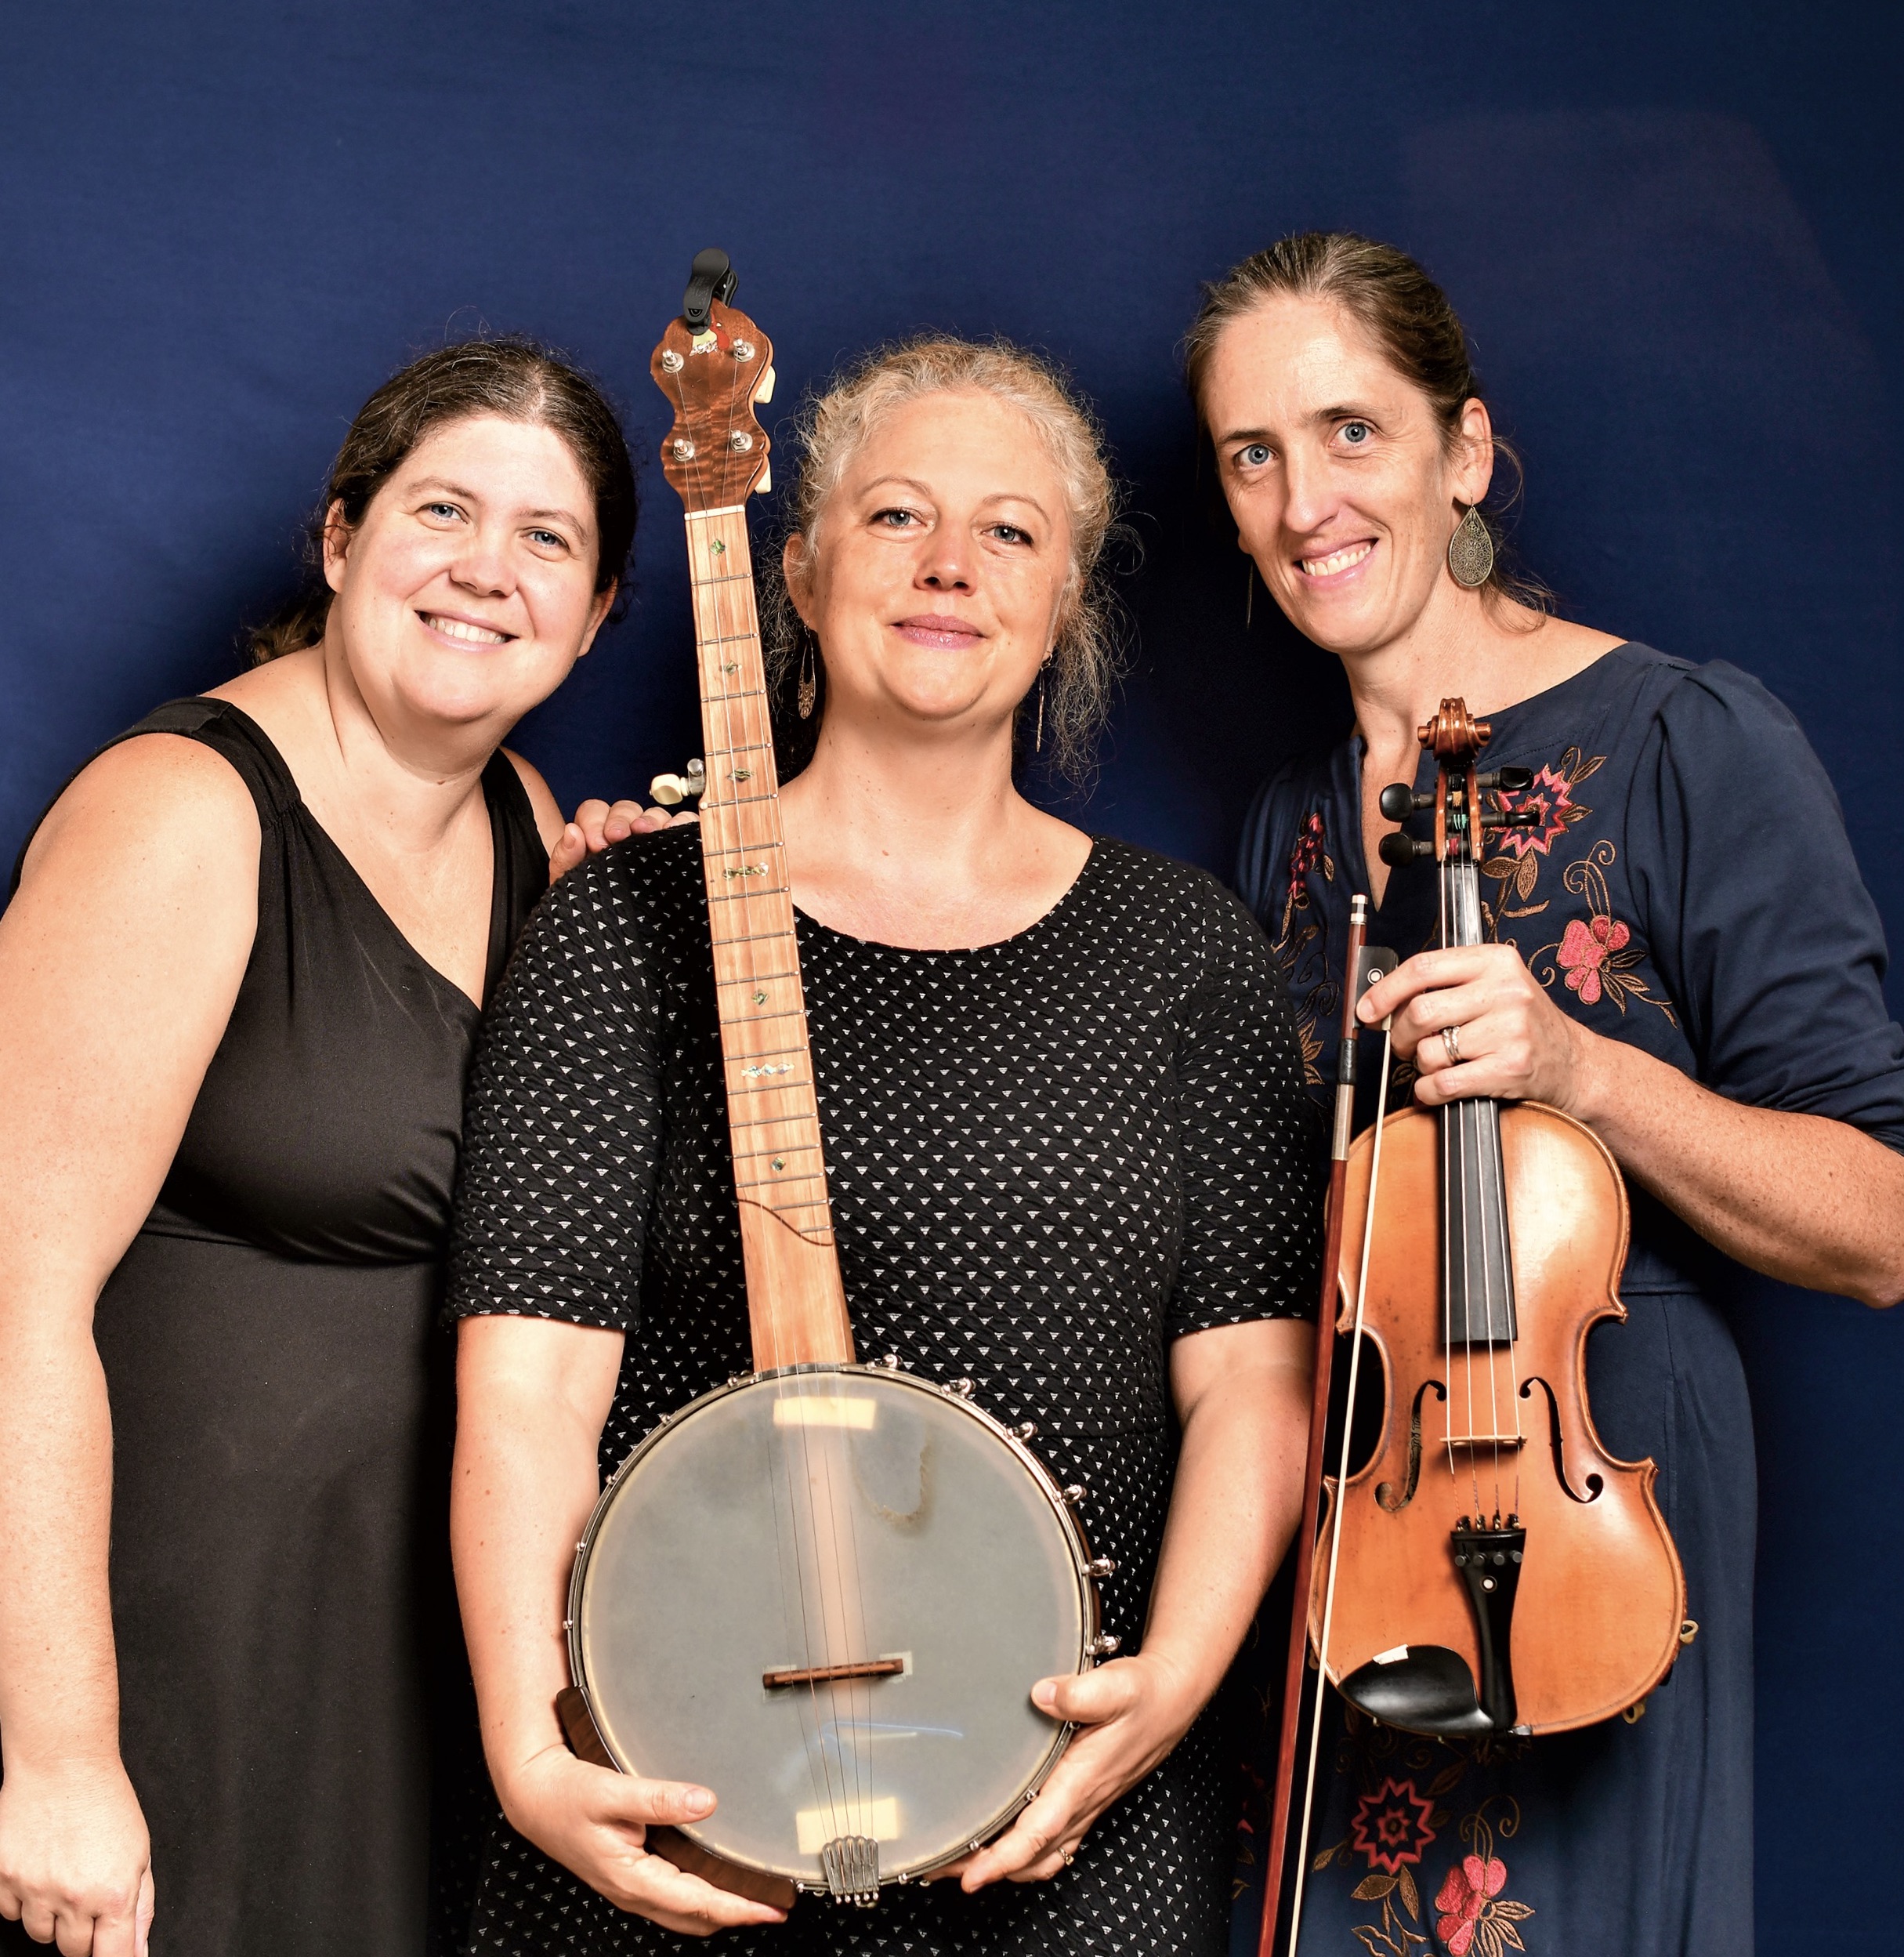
[444,337,1324,1954]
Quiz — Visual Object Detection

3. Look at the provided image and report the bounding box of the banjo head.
[570,1364,1097,1890]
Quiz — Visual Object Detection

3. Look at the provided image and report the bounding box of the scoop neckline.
[793,836,1105,957]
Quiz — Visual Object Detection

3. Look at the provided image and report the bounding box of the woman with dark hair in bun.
[1186,234,1904,1955]
[0,339,664,1957]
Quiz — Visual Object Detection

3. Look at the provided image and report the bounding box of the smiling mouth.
[419,611,514,645]
[893,614,983,649]
[1297,542,1376,579]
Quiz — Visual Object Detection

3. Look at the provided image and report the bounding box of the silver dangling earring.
[1034,654,1052,754]
[797,630,816,720]
[1245,560,1254,629]
[1447,504,1496,589]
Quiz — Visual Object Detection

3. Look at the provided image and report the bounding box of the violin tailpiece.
[1335,1519,1531,1741]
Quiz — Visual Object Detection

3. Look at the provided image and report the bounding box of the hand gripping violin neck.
[1258,699,1686,1957]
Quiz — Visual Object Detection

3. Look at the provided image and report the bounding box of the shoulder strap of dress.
[9,696,299,897]
[479,750,551,998]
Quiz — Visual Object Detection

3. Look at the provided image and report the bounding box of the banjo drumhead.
[574,1367,1091,1885]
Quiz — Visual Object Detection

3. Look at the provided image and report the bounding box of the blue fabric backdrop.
[3,5,1899,1948]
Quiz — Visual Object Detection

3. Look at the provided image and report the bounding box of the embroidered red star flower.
[1348,1776,1436,1874]
[1494,763,1576,859]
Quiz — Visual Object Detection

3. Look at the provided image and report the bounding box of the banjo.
[555,252,1111,1912]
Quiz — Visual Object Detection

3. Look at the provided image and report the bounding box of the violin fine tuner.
[650,758,706,806]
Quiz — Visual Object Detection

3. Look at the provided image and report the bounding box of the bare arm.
[450,1315,786,1936]
[1363,945,1904,1308]
[960,1316,1313,1887]
[0,737,259,1955]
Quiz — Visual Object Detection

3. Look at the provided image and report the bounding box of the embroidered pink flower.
[1348,1777,1436,1874]
[1557,913,1631,1005]
[1435,1854,1508,1953]
[1286,810,1328,904]
[1494,763,1576,859]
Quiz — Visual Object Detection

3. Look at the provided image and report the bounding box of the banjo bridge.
[762,1656,906,1690]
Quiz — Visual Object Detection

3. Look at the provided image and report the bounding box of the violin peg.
[1377,782,1417,823]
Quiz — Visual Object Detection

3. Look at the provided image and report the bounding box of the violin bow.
[1258,896,1397,1956]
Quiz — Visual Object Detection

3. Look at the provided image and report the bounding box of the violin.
[1257,699,1687,1955]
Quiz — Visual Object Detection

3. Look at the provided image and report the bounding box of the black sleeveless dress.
[1,698,546,1957]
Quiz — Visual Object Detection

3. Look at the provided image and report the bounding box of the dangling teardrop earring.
[797,630,816,719]
[1245,560,1255,629]
[1446,504,1496,589]
[1034,654,1052,754]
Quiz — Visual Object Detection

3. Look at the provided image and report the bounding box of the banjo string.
[679,350,844,1845]
[717,345,878,1845]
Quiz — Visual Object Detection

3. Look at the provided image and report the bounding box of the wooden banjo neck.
[651,250,853,1375]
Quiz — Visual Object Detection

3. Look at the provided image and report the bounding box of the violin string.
[1460,858,1507,1521]
[1286,1018,1396,1956]
[1439,849,1479,1508]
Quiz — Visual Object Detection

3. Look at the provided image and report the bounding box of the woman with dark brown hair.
[1186,233,1904,1955]
[0,338,661,1957]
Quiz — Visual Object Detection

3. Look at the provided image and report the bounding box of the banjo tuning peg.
[650,759,708,808]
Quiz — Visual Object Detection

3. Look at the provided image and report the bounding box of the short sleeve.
[447,851,664,1329]
[1166,881,1326,1337]
[1631,662,1904,1149]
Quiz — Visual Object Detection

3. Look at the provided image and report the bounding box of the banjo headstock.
[650,248,776,513]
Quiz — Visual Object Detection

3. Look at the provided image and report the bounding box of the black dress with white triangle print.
[447,827,1323,1956]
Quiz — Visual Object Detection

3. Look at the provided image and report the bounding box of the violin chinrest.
[1339,1644,1512,1738]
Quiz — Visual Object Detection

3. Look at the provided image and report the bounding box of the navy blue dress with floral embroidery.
[1229,645,1904,1957]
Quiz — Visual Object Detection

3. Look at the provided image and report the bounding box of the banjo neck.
[653,264,854,1373]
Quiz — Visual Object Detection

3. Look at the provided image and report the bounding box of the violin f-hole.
[1521,1375,1605,1503]
[1376,1377,1444,1512]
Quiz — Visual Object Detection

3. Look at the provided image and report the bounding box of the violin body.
[1314,1099,1685,1735]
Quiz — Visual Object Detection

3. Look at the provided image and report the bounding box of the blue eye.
[1237,444,1272,468]
[990,524,1032,546]
[874,507,920,528]
[529,529,565,549]
[1341,422,1371,445]
[425,502,462,521]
